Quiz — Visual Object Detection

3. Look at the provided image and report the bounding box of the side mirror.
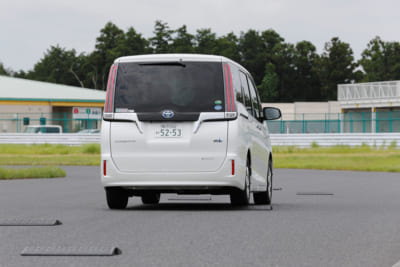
[263,107,281,120]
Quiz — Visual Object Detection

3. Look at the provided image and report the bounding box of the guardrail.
[0,134,101,145]
[0,133,399,148]
[270,133,400,148]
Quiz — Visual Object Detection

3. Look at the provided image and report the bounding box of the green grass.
[273,145,400,172]
[0,144,100,166]
[1,143,399,172]
[0,166,66,180]
[0,143,100,155]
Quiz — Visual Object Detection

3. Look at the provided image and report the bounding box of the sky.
[1,0,399,72]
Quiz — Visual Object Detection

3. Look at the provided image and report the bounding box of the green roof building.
[0,76,106,133]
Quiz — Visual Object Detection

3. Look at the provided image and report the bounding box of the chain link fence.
[1,111,400,134]
[0,113,101,133]
[267,111,400,134]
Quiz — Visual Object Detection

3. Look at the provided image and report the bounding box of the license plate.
[155,127,183,138]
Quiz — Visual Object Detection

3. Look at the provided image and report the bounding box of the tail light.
[104,64,118,114]
[103,160,107,176]
[223,63,237,119]
[231,160,235,176]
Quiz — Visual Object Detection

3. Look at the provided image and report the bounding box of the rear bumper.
[101,154,245,192]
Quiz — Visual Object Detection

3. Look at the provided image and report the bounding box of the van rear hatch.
[107,60,230,173]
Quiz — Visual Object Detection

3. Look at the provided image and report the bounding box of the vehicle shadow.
[124,202,273,211]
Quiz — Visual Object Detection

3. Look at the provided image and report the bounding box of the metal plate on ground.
[0,219,62,226]
[296,192,334,196]
[21,246,122,256]
[246,205,273,211]
[168,195,212,201]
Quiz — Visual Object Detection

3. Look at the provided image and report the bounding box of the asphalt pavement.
[0,166,400,267]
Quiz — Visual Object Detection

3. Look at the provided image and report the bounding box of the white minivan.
[101,54,281,209]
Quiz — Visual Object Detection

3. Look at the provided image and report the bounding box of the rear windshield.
[114,62,225,113]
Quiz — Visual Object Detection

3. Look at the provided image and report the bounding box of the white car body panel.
[101,54,276,200]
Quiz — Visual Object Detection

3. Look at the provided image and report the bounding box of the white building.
[0,75,106,132]
[338,81,400,133]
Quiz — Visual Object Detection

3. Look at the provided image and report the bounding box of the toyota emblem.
[162,110,175,119]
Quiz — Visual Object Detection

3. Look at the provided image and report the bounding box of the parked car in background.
[24,125,62,134]
[77,129,101,134]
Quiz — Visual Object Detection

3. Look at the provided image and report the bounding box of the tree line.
[1,21,400,102]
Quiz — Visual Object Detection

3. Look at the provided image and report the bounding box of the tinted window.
[46,127,60,133]
[247,77,261,118]
[239,72,253,116]
[114,62,225,113]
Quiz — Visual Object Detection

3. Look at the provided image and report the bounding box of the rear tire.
[230,159,251,206]
[106,188,128,209]
[253,160,272,205]
[141,193,161,204]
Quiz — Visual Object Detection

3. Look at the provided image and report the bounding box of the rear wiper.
[139,62,186,67]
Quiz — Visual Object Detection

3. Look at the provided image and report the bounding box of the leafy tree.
[359,36,400,82]
[292,41,321,100]
[272,42,297,101]
[259,63,279,101]
[215,32,241,63]
[13,70,27,79]
[90,22,125,89]
[240,29,284,85]
[239,30,265,85]
[150,20,173,53]
[0,62,10,76]
[13,20,377,102]
[95,22,125,54]
[195,28,218,54]
[171,25,195,53]
[318,37,360,99]
[25,45,84,87]
[71,53,93,88]
[112,27,150,56]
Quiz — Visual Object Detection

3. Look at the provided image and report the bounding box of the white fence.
[0,133,399,148]
[0,134,101,145]
[270,133,400,148]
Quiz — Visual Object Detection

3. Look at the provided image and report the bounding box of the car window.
[24,127,36,133]
[46,127,60,133]
[247,76,261,119]
[114,62,225,113]
[239,71,253,116]
[230,64,244,105]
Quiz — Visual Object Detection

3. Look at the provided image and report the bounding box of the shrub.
[311,141,319,148]
[81,143,100,154]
